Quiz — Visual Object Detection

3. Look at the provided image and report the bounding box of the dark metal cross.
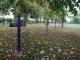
[16,14,21,53]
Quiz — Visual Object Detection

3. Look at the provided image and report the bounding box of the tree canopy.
[0,0,9,14]
[0,0,80,18]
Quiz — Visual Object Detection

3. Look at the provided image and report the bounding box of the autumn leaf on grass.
[40,50,45,54]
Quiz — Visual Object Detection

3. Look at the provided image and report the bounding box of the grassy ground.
[0,24,80,60]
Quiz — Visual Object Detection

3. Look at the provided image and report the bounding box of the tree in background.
[0,0,9,26]
[49,11,60,29]
[43,1,51,36]
[71,16,80,24]
[47,0,79,28]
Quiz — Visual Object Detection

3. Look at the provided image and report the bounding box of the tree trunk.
[44,15,45,23]
[9,19,12,24]
[26,14,28,27]
[45,19,49,36]
[62,20,63,28]
[45,22,48,36]
[61,16,64,28]
[3,19,4,26]
[35,16,39,23]
[51,20,53,23]
[24,14,27,27]
[55,20,56,29]
[40,17,41,23]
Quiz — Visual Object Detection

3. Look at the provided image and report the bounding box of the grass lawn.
[0,24,80,60]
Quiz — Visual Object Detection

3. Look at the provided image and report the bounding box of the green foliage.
[47,0,80,18]
[71,16,80,24]
[0,0,9,14]
[0,0,80,22]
